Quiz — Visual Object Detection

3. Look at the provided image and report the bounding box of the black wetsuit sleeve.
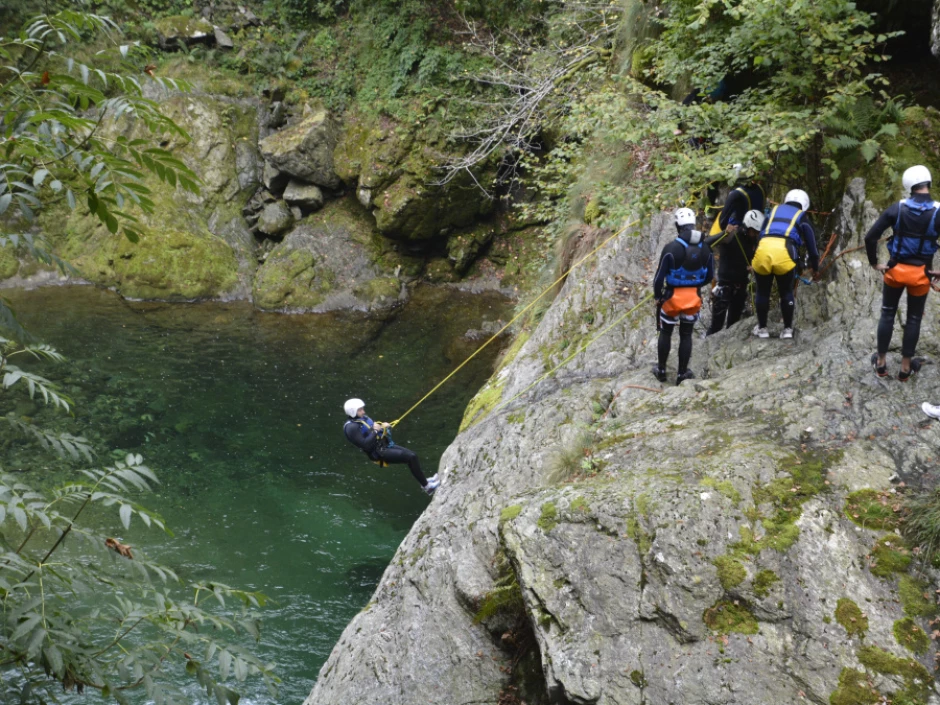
[705,248,715,283]
[653,249,675,301]
[718,190,749,230]
[704,233,728,249]
[864,204,899,267]
[344,422,377,454]
[800,220,820,271]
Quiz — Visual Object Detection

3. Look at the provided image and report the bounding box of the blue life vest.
[886,198,940,261]
[760,204,805,246]
[665,237,709,287]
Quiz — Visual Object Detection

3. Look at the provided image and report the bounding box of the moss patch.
[870,534,911,578]
[459,378,505,432]
[736,452,839,556]
[752,570,780,599]
[537,502,558,532]
[829,668,880,705]
[899,575,938,618]
[703,600,759,635]
[713,555,746,591]
[893,618,930,655]
[835,598,868,638]
[500,504,523,523]
[701,477,742,505]
[844,489,900,532]
[569,496,590,513]
[857,645,931,704]
[474,550,524,625]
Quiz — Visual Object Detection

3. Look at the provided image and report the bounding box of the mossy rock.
[834,598,868,638]
[856,645,931,704]
[460,378,504,431]
[752,570,780,599]
[829,668,880,705]
[703,600,759,635]
[844,489,900,532]
[153,15,213,45]
[537,502,558,532]
[713,555,746,591]
[899,575,938,618]
[870,534,911,578]
[893,618,930,655]
[500,505,522,523]
[253,247,327,310]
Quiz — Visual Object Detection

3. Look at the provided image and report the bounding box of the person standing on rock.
[652,208,714,385]
[707,164,765,238]
[866,165,940,382]
[750,189,819,339]
[342,398,440,495]
[705,209,764,335]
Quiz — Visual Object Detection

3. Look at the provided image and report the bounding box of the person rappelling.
[652,208,715,385]
[750,189,819,339]
[342,398,440,495]
[866,165,940,381]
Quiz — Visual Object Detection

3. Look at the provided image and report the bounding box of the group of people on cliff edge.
[653,164,940,398]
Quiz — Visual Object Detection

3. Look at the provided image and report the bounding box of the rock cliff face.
[305,179,940,705]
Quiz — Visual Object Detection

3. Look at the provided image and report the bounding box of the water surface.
[6,285,508,703]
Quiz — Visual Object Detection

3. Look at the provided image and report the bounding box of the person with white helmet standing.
[866,165,940,382]
[705,209,764,335]
[342,398,440,495]
[750,188,819,339]
[652,208,714,385]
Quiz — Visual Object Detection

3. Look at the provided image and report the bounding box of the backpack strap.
[782,209,802,239]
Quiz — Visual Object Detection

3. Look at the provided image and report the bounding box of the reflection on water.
[5,285,509,704]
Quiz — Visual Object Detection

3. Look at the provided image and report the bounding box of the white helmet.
[344,398,365,417]
[674,207,696,227]
[784,189,810,212]
[902,165,932,195]
[743,209,765,231]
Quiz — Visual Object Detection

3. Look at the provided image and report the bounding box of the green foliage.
[893,618,929,655]
[547,429,596,482]
[702,600,758,635]
[474,550,525,624]
[834,598,868,638]
[901,484,940,566]
[712,555,746,591]
[0,11,200,247]
[0,344,275,703]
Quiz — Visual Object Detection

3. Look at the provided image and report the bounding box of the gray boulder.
[305,178,940,705]
[153,16,213,49]
[283,180,324,211]
[259,110,340,189]
[213,27,234,49]
[256,201,294,236]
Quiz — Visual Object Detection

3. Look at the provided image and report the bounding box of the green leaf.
[119,502,132,529]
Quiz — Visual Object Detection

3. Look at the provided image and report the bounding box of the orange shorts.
[662,287,702,317]
[884,264,930,297]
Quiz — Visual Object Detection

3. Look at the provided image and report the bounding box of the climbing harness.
[345,417,394,467]
[389,218,642,428]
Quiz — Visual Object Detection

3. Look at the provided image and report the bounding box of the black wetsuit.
[652,227,714,376]
[865,192,938,359]
[704,184,763,334]
[343,416,427,487]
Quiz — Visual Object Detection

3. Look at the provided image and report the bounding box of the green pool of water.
[4,285,509,704]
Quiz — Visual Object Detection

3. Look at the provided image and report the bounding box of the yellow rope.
[390,218,641,427]
[483,291,654,421]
